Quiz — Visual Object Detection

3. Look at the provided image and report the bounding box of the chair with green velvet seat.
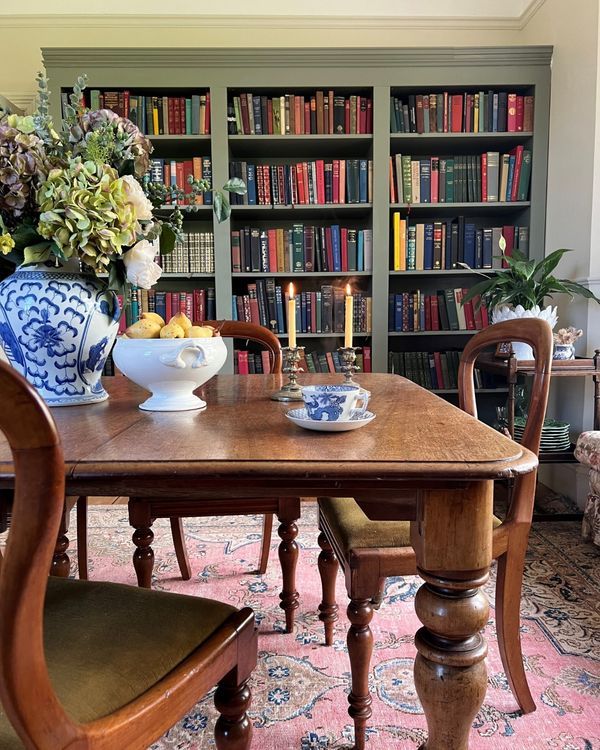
[316,318,553,750]
[0,360,257,750]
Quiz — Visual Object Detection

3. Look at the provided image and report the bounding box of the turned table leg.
[277,497,300,633]
[411,482,493,750]
[129,500,155,589]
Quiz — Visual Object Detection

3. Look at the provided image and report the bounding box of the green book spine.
[517,149,532,201]
[90,89,101,110]
[185,99,192,134]
[440,353,451,389]
[292,224,304,272]
[444,288,460,330]
[445,159,455,202]
[401,155,412,204]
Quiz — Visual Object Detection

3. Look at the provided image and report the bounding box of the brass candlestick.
[271,346,305,401]
[338,346,360,385]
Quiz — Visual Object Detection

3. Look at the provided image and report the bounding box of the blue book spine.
[394,294,403,332]
[492,93,499,132]
[464,223,476,267]
[275,285,285,333]
[299,293,306,333]
[388,293,394,331]
[295,296,301,334]
[475,229,483,269]
[506,155,516,203]
[357,230,364,272]
[246,164,257,205]
[359,160,368,203]
[231,296,238,320]
[445,220,453,270]
[331,225,342,272]
[424,222,434,270]
[420,160,431,203]
[482,228,493,268]
[155,292,166,322]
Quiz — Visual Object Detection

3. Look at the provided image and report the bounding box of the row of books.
[120,288,216,329]
[391,216,529,271]
[389,149,532,205]
[229,159,372,206]
[147,157,212,204]
[85,90,211,135]
[388,350,499,391]
[228,91,373,136]
[160,232,215,274]
[231,280,372,335]
[390,91,534,134]
[231,225,373,274]
[233,346,373,375]
[388,288,490,333]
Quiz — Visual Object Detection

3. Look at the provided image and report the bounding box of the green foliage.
[461,248,600,310]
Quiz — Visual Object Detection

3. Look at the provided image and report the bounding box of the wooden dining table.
[0,372,537,750]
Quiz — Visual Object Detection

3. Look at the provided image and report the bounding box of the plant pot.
[553,343,576,360]
[491,304,558,360]
[0,261,119,406]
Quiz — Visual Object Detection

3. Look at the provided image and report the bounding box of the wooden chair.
[0,360,258,750]
[316,318,553,750]
[76,320,284,580]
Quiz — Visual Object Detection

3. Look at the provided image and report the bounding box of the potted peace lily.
[462,245,600,359]
[0,74,244,406]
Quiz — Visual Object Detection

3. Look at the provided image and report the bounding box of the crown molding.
[42,46,553,69]
[0,91,36,113]
[6,4,547,31]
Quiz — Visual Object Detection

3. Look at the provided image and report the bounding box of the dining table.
[0,371,537,750]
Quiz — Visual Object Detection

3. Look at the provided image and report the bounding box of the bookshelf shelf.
[389,269,499,276]
[233,272,372,278]
[388,330,476,336]
[277,332,371,339]
[46,46,550,383]
[156,204,213,213]
[432,387,509,394]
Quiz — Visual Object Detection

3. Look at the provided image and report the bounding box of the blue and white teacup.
[301,384,370,422]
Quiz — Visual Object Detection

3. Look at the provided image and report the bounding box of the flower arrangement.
[0,74,245,295]
[553,326,583,345]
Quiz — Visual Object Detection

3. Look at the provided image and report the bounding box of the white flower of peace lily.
[120,174,153,221]
[122,239,162,290]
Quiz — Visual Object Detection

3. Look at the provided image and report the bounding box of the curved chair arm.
[458,318,553,455]
[204,320,283,374]
[0,362,74,745]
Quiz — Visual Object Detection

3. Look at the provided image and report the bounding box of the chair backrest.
[0,361,75,745]
[205,320,283,374]
[458,318,553,456]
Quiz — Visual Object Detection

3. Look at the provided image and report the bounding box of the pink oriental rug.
[75,506,599,749]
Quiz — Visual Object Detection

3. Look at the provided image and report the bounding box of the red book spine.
[165,292,172,321]
[516,95,524,131]
[290,165,298,206]
[176,162,185,203]
[502,225,515,269]
[359,97,367,134]
[277,165,285,205]
[463,296,476,330]
[248,295,260,326]
[340,227,348,271]
[168,98,175,134]
[267,228,278,272]
[344,100,350,134]
[425,295,432,330]
[240,96,250,135]
[117,295,127,333]
[316,159,325,205]
[304,101,311,134]
[267,98,273,135]
[431,157,439,203]
[416,94,424,134]
[363,345,371,373]
[184,292,193,319]
[465,94,472,133]
[262,165,271,205]
[303,163,310,204]
[332,160,340,204]
[510,145,524,202]
[123,90,130,118]
[237,350,249,375]
[451,94,463,132]
[203,92,210,134]
[481,152,488,202]
[507,93,517,132]
[182,160,194,204]
[294,96,302,134]
[472,295,483,329]
[433,351,444,388]
[430,294,440,330]
[296,165,306,205]
[198,289,206,321]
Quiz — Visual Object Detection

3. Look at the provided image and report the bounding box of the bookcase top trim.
[42,46,553,69]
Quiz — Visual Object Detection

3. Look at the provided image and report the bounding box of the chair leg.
[371,577,386,611]
[496,538,536,714]
[214,675,253,750]
[347,598,374,750]
[169,517,192,581]
[76,496,88,580]
[258,513,273,574]
[317,531,339,646]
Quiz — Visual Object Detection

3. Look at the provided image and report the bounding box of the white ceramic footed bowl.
[113,336,227,411]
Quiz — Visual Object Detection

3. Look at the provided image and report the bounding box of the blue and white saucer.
[286,408,376,432]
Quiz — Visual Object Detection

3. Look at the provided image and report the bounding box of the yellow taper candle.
[288,283,296,348]
[344,284,353,348]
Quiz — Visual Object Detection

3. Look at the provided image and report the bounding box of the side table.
[477,349,600,520]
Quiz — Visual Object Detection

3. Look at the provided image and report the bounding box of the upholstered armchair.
[575,431,600,546]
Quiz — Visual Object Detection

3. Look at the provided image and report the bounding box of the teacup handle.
[159,342,207,370]
[354,388,370,416]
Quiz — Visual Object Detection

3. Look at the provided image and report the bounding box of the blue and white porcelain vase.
[0,260,120,406]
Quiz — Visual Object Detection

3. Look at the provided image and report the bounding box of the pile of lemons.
[124,312,217,339]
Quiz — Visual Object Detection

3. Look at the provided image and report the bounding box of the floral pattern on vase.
[0,264,119,406]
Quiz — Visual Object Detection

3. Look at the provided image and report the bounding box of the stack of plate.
[513,417,571,452]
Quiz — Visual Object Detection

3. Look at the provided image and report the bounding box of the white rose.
[120,174,154,221]
[123,240,162,290]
